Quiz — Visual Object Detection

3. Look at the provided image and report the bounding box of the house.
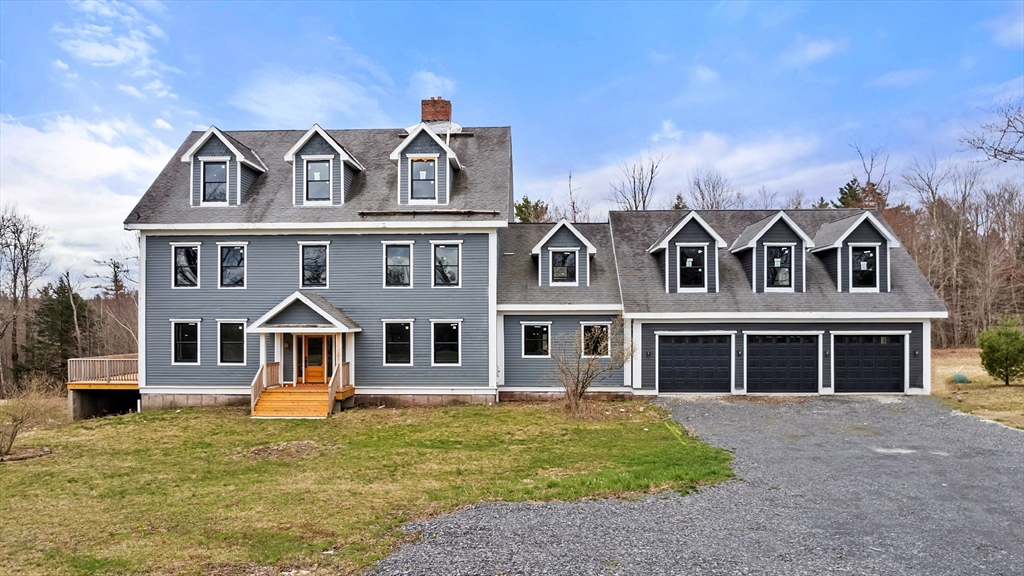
[68,98,948,418]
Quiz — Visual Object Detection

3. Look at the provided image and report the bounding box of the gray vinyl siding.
[756,220,803,293]
[818,248,839,291]
[399,131,448,205]
[266,301,326,325]
[240,165,259,201]
[502,314,624,387]
[144,232,490,389]
[343,164,355,203]
[292,134,342,206]
[737,249,753,290]
[191,137,237,207]
[538,226,590,287]
[666,220,717,293]
[638,321,924,391]
[843,221,889,292]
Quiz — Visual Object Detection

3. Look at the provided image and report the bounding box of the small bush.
[0,379,56,456]
[977,316,1024,386]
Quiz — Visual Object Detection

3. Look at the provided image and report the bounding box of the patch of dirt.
[0,446,52,462]
[237,441,322,461]
[724,395,811,405]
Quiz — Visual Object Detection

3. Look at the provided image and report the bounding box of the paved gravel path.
[370,396,1023,575]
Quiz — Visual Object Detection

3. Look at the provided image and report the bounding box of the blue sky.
[1,0,1022,279]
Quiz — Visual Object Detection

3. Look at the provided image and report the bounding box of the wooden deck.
[67,355,139,390]
[251,384,356,418]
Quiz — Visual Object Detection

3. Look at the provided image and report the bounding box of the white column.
[345,331,356,387]
[259,333,267,366]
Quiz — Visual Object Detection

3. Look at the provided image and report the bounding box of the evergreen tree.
[21,276,92,380]
[514,195,552,222]
[833,178,864,208]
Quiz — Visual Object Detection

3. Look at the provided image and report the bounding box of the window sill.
[764,287,795,293]
[218,286,247,290]
[383,285,414,290]
[549,282,579,287]
[850,287,880,293]
[171,285,200,290]
[522,354,551,359]
[677,287,708,293]
[432,284,462,289]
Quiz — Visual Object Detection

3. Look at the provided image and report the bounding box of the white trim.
[488,230,499,389]
[648,211,728,252]
[731,333,740,395]
[849,243,881,293]
[751,244,757,292]
[521,323,551,358]
[675,242,708,293]
[630,319,642,389]
[217,243,247,289]
[301,156,335,206]
[836,248,842,292]
[802,246,806,293]
[138,234,146,387]
[216,319,248,366]
[886,244,892,292]
[830,330,913,394]
[548,247,581,287]
[743,330,825,336]
[431,242,462,288]
[653,330,737,336]
[407,156,440,204]
[530,219,598,255]
[170,319,201,366]
[921,320,932,394]
[829,330,911,335]
[199,157,231,207]
[354,387,493,396]
[382,319,414,367]
[828,333,835,394]
[126,221,508,232]
[180,126,266,172]
[714,248,719,293]
[140,387,250,395]
[283,124,364,170]
[497,304,623,313]
[248,291,362,333]
[390,122,462,169]
[298,241,331,290]
[810,211,901,251]
[580,322,611,359]
[430,319,463,367]
[763,243,796,293]
[169,242,201,290]
[382,241,415,289]
[730,210,816,252]
[624,311,948,320]
[664,245,669,293]
[215,241,249,246]
[497,386,631,393]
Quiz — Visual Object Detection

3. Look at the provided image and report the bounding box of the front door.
[304,336,325,384]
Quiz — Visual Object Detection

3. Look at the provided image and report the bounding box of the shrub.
[0,379,57,456]
[977,316,1024,386]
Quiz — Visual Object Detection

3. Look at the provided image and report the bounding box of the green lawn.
[0,401,732,575]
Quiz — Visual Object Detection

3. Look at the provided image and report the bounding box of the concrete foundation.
[497,391,634,402]
[353,394,494,408]
[68,389,141,421]
[140,393,248,411]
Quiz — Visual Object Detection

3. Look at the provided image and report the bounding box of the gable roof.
[729,210,815,252]
[248,291,362,333]
[180,126,267,172]
[811,210,901,251]
[283,124,365,171]
[389,122,462,170]
[530,219,598,255]
[648,210,728,253]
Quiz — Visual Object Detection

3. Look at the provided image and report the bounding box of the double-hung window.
[581,323,610,358]
[433,242,460,287]
[218,320,246,365]
[172,244,200,288]
[677,244,706,291]
[203,161,227,203]
[384,243,413,288]
[851,245,879,291]
[305,158,331,202]
[431,320,461,366]
[383,321,413,365]
[410,158,436,200]
[765,245,793,291]
[550,249,578,286]
[171,320,200,365]
[522,323,550,357]
[300,242,328,288]
[219,243,247,288]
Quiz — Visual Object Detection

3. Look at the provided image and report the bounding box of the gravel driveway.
[370,396,1023,575]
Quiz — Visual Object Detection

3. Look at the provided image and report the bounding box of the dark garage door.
[834,335,905,393]
[658,335,731,393]
[747,335,818,393]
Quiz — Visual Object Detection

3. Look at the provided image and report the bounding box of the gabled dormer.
[389,98,462,206]
[648,211,727,293]
[811,211,900,293]
[730,211,815,293]
[284,124,364,207]
[531,219,597,287]
[181,126,266,208]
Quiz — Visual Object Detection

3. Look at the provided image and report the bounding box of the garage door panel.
[834,335,904,393]
[659,335,731,393]
[747,335,818,393]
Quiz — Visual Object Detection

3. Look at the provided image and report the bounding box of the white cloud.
[984,6,1024,48]
[0,115,173,280]
[153,118,172,130]
[780,36,846,67]
[648,51,674,63]
[650,120,682,143]
[117,84,143,98]
[867,68,936,88]
[52,59,69,70]
[408,71,457,99]
[690,64,719,84]
[143,78,175,98]
[231,68,392,128]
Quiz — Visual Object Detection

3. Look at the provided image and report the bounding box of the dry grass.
[932,348,1024,429]
[0,400,732,575]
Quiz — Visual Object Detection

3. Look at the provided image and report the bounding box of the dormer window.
[410,158,436,200]
[550,249,578,286]
[306,159,331,202]
[203,162,227,203]
[765,244,793,291]
[851,245,879,291]
[677,244,707,292]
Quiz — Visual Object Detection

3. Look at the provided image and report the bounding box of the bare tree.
[553,171,593,223]
[548,317,634,414]
[609,151,664,210]
[850,144,894,208]
[754,186,780,210]
[686,166,744,209]
[783,189,807,209]
[962,97,1024,164]
[0,204,49,387]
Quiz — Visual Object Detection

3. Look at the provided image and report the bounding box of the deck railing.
[67,354,139,383]
[327,362,342,414]
[342,361,350,387]
[250,361,281,412]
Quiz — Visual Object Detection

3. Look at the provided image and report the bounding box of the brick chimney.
[421,96,451,122]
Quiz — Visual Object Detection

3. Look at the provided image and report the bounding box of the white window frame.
[302,155,334,205]
[848,242,881,293]
[298,241,330,289]
[217,241,248,290]
[407,154,441,205]
[216,319,247,366]
[580,321,611,359]
[520,321,552,359]
[430,318,463,367]
[198,156,231,207]
[763,242,796,293]
[382,241,415,289]
[431,240,463,288]
[675,242,708,293]
[382,319,415,367]
[170,318,201,366]
[548,247,580,287]
[170,242,201,290]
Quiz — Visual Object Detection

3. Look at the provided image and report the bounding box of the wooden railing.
[68,354,139,383]
[327,362,342,414]
[250,362,281,412]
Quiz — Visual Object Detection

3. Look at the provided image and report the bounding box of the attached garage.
[746,334,819,393]
[833,334,906,393]
[658,334,732,393]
